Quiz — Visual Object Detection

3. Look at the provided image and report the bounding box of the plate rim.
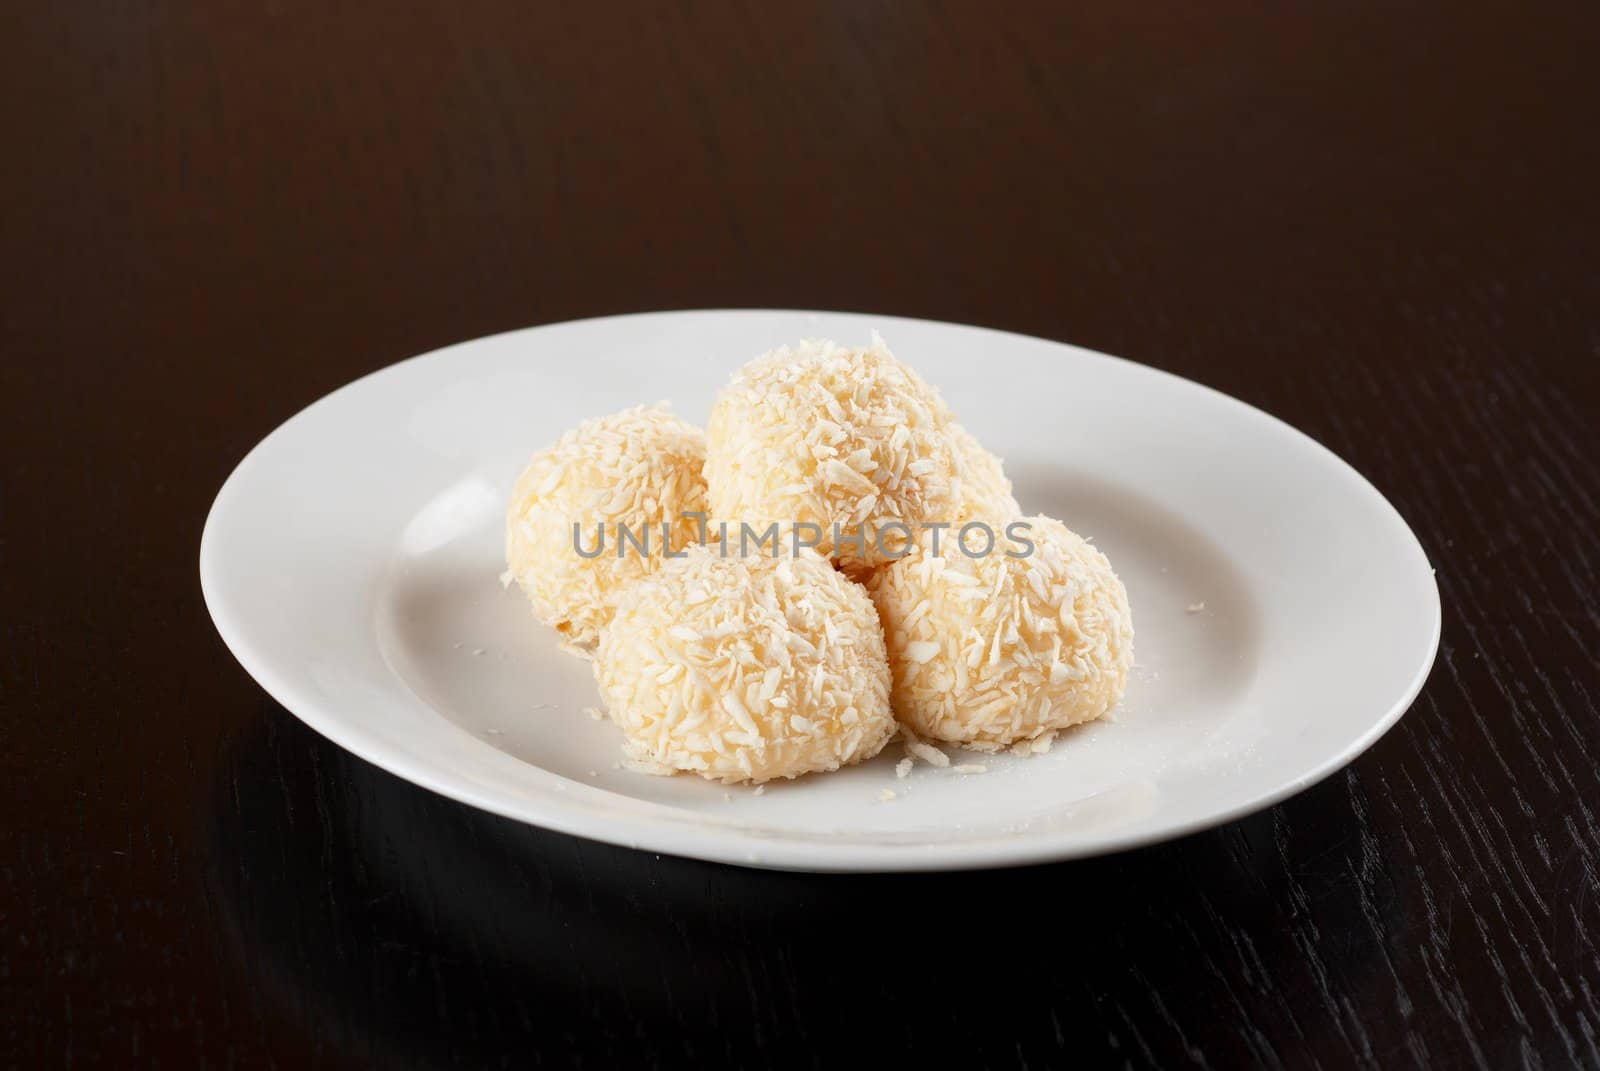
[199,308,1442,872]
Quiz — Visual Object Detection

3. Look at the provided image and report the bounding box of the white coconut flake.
[895,757,913,779]
[1011,730,1058,756]
[951,763,988,774]
[878,788,897,801]
[1186,601,1206,613]
[905,738,951,768]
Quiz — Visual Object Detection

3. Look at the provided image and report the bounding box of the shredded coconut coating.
[949,422,1020,521]
[705,336,957,568]
[867,515,1133,749]
[505,404,707,652]
[594,545,896,783]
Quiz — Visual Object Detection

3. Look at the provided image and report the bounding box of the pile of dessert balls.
[505,336,1133,784]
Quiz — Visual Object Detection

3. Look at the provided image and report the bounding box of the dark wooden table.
[6,3,1599,1067]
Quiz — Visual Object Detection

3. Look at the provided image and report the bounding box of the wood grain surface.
[4,3,1598,1067]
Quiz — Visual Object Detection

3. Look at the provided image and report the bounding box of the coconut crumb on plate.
[904,737,950,768]
[1011,730,1058,756]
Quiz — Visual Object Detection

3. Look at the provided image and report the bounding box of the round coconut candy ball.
[595,545,896,783]
[705,336,957,570]
[867,515,1133,750]
[948,422,1020,522]
[505,404,707,653]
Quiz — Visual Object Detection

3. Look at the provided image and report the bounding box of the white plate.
[200,310,1439,872]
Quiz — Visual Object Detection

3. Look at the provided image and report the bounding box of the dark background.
[5,3,1599,1067]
